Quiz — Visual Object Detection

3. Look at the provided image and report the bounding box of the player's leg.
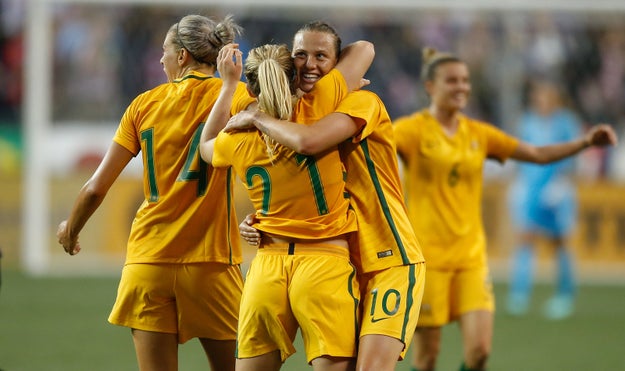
[311,355,356,371]
[236,250,298,370]
[132,329,178,371]
[177,263,243,370]
[506,181,537,315]
[454,267,495,370]
[410,268,451,371]
[542,238,575,320]
[289,246,359,371]
[554,242,575,299]
[507,233,535,316]
[357,263,425,371]
[109,264,180,371]
[543,185,577,319]
[542,245,575,320]
[236,351,282,371]
[411,326,442,371]
[458,310,493,370]
[358,334,404,371]
[198,339,237,371]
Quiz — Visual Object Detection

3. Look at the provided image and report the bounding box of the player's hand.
[216,43,242,85]
[357,78,370,89]
[239,214,261,246]
[57,220,81,255]
[586,124,618,147]
[224,110,257,133]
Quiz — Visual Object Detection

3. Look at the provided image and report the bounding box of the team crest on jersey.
[425,139,439,149]
[377,250,393,258]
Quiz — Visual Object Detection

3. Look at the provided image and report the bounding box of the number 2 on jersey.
[245,154,329,216]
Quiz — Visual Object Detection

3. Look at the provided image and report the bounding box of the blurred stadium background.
[1,0,625,369]
[2,0,624,278]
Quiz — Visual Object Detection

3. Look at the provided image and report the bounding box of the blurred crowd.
[0,0,22,125]
[2,2,625,178]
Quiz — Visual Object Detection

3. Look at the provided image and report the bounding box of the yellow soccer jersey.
[393,109,519,269]
[113,72,255,264]
[212,68,356,240]
[295,68,349,123]
[335,90,425,273]
[212,132,356,239]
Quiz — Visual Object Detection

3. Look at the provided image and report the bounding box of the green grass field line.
[1,269,624,370]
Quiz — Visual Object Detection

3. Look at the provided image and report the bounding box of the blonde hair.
[171,14,242,67]
[420,47,461,82]
[244,44,296,158]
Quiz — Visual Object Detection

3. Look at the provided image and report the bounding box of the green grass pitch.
[1,269,624,370]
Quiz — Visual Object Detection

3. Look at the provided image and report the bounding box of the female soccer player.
[199,37,374,370]
[507,78,582,320]
[392,47,617,371]
[229,21,426,371]
[56,15,254,371]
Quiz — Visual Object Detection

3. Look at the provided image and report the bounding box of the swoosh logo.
[371,316,391,323]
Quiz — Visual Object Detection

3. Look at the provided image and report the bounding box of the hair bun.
[422,47,438,62]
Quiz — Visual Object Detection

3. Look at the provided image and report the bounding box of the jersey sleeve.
[212,131,235,168]
[481,122,520,162]
[392,113,420,160]
[231,81,255,115]
[296,69,349,123]
[113,95,143,156]
[212,82,254,168]
[334,91,382,142]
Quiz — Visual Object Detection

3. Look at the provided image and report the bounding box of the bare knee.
[415,349,439,371]
[459,310,493,370]
[412,327,441,371]
[464,339,490,370]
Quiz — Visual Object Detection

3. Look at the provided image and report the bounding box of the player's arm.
[335,40,374,91]
[199,44,243,163]
[222,41,372,155]
[227,110,359,155]
[57,142,133,255]
[510,123,617,164]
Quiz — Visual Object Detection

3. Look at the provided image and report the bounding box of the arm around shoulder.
[336,40,375,91]
[249,110,359,155]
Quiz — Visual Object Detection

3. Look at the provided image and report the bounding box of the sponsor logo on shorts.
[377,250,393,258]
[421,303,432,314]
